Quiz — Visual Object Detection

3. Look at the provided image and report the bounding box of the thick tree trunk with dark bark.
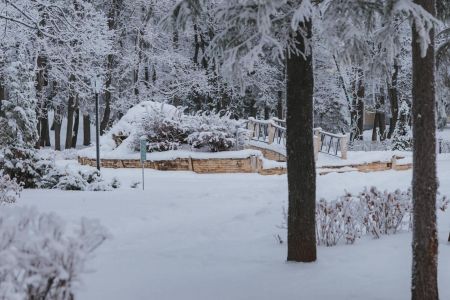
[83,114,91,146]
[286,20,316,262]
[411,1,438,299]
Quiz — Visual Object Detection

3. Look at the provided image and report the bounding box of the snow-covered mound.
[100,101,179,152]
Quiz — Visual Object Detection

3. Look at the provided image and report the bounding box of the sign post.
[139,136,147,190]
[92,75,103,171]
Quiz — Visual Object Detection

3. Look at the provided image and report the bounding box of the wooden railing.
[247,118,348,160]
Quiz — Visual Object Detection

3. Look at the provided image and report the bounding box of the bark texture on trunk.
[286,20,316,262]
[65,95,75,149]
[277,90,283,119]
[53,106,62,151]
[83,114,91,146]
[388,60,400,139]
[411,1,438,299]
[71,107,80,148]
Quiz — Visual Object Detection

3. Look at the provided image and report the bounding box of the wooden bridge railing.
[247,117,348,160]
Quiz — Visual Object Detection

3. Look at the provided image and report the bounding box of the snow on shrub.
[130,108,248,153]
[0,172,22,205]
[100,101,180,151]
[131,108,188,152]
[185,111,246,152]
[41,164,116,191]
[0,147,54,188]
[0,147,117,191]
[0,206,109,300]
[282,187,449,247]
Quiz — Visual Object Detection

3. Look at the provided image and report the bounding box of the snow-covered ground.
[19,155,450,300]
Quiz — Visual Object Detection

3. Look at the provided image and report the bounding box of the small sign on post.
[139,136,147,190]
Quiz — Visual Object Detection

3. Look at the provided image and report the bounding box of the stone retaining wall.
[78,156,261,174]
[246,146,286,162]
[78,154,412,176]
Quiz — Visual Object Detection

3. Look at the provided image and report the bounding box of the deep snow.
[19,154,450,300]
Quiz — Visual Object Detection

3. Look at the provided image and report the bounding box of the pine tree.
[0,46,38,148]
[391,101,412,151]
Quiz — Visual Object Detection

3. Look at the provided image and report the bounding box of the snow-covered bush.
[130,108,248,153]
[0,147,115,191]
[316,187,413,246]
[0,172,22,205]
[0,206,109,300]
[41,165,114,191]
[0,147,54,188]
[185,111,245,152]
[391,101,412,151]
[132,109,188,152]
[283,187,449,247]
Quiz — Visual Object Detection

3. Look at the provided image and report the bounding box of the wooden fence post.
[268,122,276,144]
[340,134,349,159]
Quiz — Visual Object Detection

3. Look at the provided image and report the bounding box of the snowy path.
[20,155,450,300]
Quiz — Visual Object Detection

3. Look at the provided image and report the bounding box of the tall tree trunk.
[54,106,62,151]
[83,114,91,146]
[65,95,75,149]
[411,1,438,299]
[35,53,48,148]
[351,68,365,141]
[100,0,122,135]
[378,89,386,141]
[286,19,316,262]
[264,103,270,120]
[39,112,51,147]
[388,60,400,139]
[71,106,80,148]
[372,112,379,142]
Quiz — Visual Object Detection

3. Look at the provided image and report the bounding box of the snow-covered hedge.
[131,108,188,152]
[0,147,117,191]
[130,107,247,153]
[185,111,243,152]
[0,206,109,300]
[0,147,54,188]
[0,172,22,205]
